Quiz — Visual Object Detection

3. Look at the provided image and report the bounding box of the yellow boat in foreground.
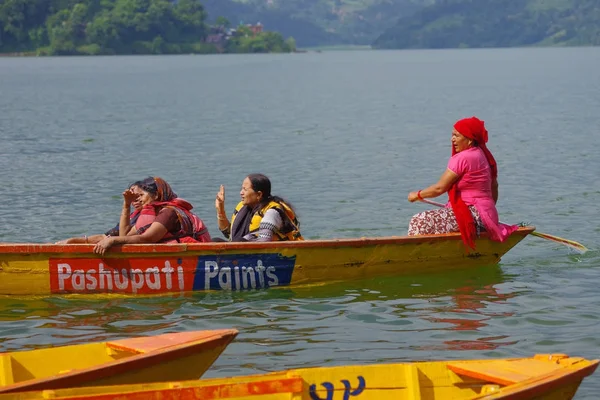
[0,227,533,295]
[3,353,596,400]
[0,329,237,394]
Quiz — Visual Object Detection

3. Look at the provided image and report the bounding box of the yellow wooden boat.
[0,227,533,295]
[0,353,595,399]
[0,329,237,394]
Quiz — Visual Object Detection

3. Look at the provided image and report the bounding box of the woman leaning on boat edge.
[92,177,211,255]
[407,116,518,249]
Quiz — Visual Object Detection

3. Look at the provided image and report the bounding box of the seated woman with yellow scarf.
[215,173,303,242]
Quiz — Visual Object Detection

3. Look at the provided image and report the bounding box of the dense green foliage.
[201,0,430,47]
[0,0,294,55]
[373,0,600,49]
[226,24,296,53]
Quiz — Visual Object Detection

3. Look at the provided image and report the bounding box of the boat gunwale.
[0,227,535,254]
[0,329,238,394]
[3,354,594,400]
[469,358,599,399]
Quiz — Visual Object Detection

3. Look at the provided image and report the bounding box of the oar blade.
[416,199,589,253]
[530,231,589,254]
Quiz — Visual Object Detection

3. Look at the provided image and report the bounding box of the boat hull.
[0,353,595,399]
[0,329,237,394]
[0,227,533,295]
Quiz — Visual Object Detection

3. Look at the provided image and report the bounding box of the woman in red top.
[93,177,210,255]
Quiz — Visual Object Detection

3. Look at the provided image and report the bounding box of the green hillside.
[202,0,432,46]
[373,0,600,49]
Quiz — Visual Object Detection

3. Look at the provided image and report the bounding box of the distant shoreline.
[0,52,37,57]
[300,45,372,51]
[6,45,593,57]
[0,45,373,57]
[0,51,300,57]
[0,49,338,57]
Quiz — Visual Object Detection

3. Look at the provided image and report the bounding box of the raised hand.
[215,184,225,211]
[122,188,138,207]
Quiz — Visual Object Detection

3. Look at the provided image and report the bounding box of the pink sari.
[448,147,518,243]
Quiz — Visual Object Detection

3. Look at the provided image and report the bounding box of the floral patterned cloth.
[408,206,484,236]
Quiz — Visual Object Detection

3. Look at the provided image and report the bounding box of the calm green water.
[1,48,599,397]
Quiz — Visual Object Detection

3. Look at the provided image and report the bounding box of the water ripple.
[1,49,599,398]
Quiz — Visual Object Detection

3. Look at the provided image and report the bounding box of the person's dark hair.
[246,173,297,214]
[137,177,158,197]
[129,180,144,190]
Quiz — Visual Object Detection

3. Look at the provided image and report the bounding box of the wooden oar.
[417,198,589,253]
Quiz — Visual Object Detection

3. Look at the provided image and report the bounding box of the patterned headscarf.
[150,178,198,237]
[136,177,195,237]
[152,176,177,202]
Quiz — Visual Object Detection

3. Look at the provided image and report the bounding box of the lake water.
[0,47,599,397]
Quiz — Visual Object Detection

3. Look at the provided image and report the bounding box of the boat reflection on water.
[407,266,521,352]
[277,263,521,352]
[0,296,187,351]
[0,264,521,354]
[423,283,519,351]
[279,263,511,301]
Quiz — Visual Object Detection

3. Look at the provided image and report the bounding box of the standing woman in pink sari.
[407,116,518,250]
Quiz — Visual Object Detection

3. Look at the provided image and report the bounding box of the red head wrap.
[449,116,497,250]
[452,116,497,180]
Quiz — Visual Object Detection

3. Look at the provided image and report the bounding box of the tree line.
[0,0,295,55]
